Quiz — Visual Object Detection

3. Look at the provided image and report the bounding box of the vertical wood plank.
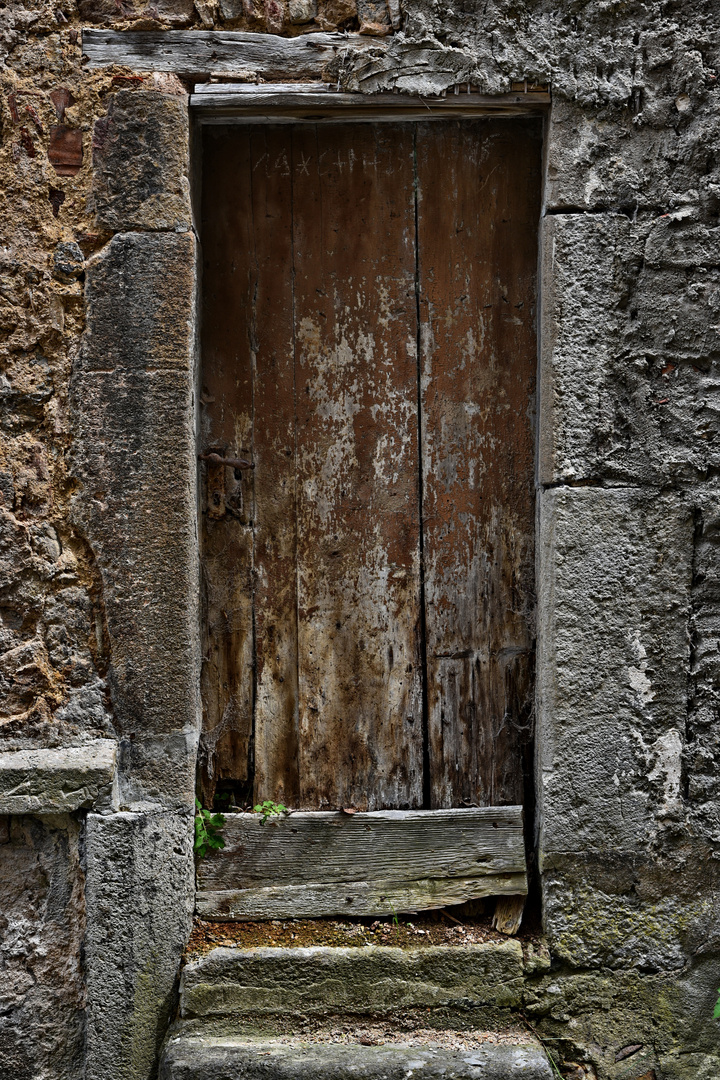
[199,127,256,804]
[249,128,300,808]
[201,127,300,807]
[416,119,541,808]
[291,124,423,810]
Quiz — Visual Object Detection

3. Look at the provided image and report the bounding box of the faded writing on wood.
[200,120,540,814]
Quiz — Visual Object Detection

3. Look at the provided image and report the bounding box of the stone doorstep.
[159,1038,554,1080]
[180,943,527,1019]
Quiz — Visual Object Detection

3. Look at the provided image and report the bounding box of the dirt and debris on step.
[186,903,539,960]
[268,1022,532,1050]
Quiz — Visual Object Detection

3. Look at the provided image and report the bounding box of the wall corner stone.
[85,810,195,1080]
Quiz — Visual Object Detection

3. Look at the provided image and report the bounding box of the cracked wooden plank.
[82,29,384,79]
[198,128,257,804]
[248,126,301,808]
[291,123,423,810]
[196,806,527,918]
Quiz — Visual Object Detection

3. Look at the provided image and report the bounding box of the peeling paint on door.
[199,119,540,811]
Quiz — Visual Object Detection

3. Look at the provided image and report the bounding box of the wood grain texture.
[196,807,527,919]
[416,120,541,809]
[247,128,301,808]
[199,128,257,804]
[197,874,528,920]
[201,124,424,809]
[291,124,423,810]
[492,894,526,935]
[191,86,551,123]
[82,29,383,77]
[200,120,540,822]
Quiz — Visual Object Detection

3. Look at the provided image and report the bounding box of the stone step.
[180,942,526,1019]
[159,1038,554,1080]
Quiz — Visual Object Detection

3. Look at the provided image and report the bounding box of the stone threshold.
[179,941,549,1019]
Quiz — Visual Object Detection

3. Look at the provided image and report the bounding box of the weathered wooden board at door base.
[196,807,527,920]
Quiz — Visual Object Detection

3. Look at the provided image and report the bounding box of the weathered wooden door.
[199,119,541,818]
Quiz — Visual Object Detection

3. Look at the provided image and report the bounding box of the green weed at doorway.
[194,797,226,858]
[253,800,288,824]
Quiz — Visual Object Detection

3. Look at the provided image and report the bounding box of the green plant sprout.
[714,989,720,1020]
[387,901,401,929]
[194,797,226,858]
[253,799,288,824]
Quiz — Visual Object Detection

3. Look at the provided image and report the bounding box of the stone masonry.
[1,1,720,1079]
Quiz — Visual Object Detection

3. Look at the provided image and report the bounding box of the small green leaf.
[194,794,226,859]
[253,799,289,824]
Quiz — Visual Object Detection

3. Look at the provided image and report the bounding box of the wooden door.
[199,119,541,816]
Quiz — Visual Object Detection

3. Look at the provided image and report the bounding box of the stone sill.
[0,740,118,814]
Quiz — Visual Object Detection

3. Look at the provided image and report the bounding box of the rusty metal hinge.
[199,451,253,519]
[198,452,254,470]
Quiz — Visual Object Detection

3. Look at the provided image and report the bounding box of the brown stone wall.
[1,9,200,1078]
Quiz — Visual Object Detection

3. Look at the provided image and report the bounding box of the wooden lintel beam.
[82,29,383,80]
[82,32,551,113]
[190,87,550,120]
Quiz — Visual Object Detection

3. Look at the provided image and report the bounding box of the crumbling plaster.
[1,1,720,1078]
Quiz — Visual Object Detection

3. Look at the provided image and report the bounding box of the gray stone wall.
[0,814,85,1080]
[1,1,719,1078]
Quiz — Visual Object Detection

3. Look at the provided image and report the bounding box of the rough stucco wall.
[1,1,720,1079]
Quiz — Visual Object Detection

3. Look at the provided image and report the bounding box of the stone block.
[538,212,637,484]
[0,816,85,1080]
[180,942,525,1017]
[527,965,717,1075]
[686,491,720,836]
[159,1039,553,1080]
[541,849,720,971]
[0,740,117,813]
[644,217,720,268]
[81,231,196,372]
[93,91,191,232]
[545,100,676,212]
[660,1054,720,1080]
[539,213,720,485]
[79,0,195,23]
[536,487,693,861]
[85,810,195,1080]
[71,233,200,807]
[545,91,720,218]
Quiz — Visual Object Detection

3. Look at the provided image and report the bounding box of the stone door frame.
[67,61,697,1080]
[72,83,550,1080]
